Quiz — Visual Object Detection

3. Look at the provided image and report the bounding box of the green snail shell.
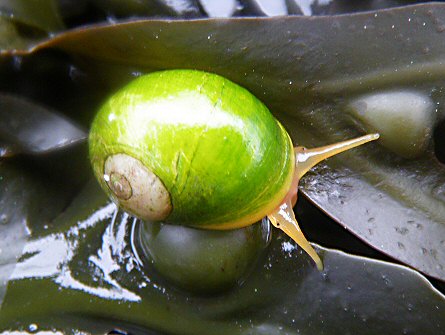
[89,70,294,228]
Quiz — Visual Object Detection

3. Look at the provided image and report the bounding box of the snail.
[89,69,379,271]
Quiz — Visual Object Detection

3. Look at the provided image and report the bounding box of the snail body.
[89,70,379,270]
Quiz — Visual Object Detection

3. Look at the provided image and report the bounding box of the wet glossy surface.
[8,3,445,277]
[1,179,444,334]
[136,218,271,293]
[0,93,87,155]
[1,2,445,333]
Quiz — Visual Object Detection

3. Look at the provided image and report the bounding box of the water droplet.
[321,272,329,282]
[107,16,118,24]
[437,25,445,33]
[0,214,8,225]
[13,56,22,70]
[68,65,84,82]
[421,247,428,255]
[395,227,409,235]
[397,242,406,250]
[381,274,393,288]
[28,324,38,332]
[431,249,438,260]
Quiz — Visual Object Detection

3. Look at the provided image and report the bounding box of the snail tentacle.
[268,200,323,271]
[269,133,380,271]
[294,133,380,179]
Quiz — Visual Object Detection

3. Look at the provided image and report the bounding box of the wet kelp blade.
[299,149,445,283]
[0,180,444,334]
[8,3,445,280]
[0,16,40,51]
[0,161,72,306]
[0,93,87,155]
[0,0,64,33]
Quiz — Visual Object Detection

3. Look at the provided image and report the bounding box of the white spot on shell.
[104,154,172,221]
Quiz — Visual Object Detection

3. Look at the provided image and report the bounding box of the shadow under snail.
[89,70,379,271]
